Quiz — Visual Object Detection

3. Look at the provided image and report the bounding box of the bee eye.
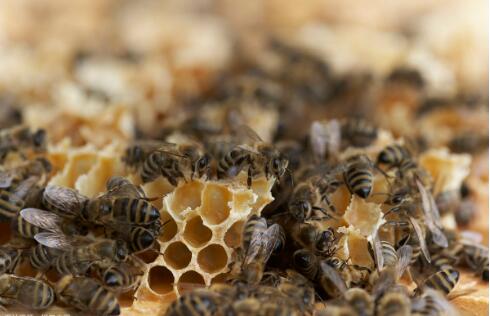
[300,201,310,213]
[198,157,208,169]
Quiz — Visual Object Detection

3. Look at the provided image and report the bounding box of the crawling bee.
[140,141,211,185]
[343,288,375,316]
[0,245,22,274]
[343,155,374,198]
[42,184,160,225]
[0,176,41,220]
[27,243,61,272]
[377,144,412,170]
[448,132,488,154]
[122,140,167,169]
[290,222,338,256]
[56,276,120,315]
[0,125,46,161]
[288,173,341,221]
[341,117,378,148]
[98,257,145,293]
[461,241,488,281]
[411,288,459,316]
[415,268,460,296]
[165,289,227,316]
[0,157,51,189]
[0,275,54,310]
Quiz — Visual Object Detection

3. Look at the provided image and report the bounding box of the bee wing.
[459,230,483,244]
[234,125,264,143]
[395,245,413,279]
[310,120,341,160]
[236,144,260,155]
[408,216,431,263]
[34,231,74,250]
[11,176,38,199]
[370,232,384,272]
[103,176,144,200]
[416,179,448,248]
[244,224,280,266]
[319,261,348,295]
[43,185,87,217]
[0,171,14,188]
[20,208,63,233]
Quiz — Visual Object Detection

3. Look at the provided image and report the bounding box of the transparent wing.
[395,245,413,279]
[103,176,145,199]
[371,232,384,272]
[460,230,483,244]
[11,176,38,199]
[34,232,74,250]
[20,208,63,233]
[416,179,448,248]
[244,224,281,267]
[310,120,341,160]
[234,125,264,143]
[319,261,348,295]
[43,185,87,218]
[408,216,431,263]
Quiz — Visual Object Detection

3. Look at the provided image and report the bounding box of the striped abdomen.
[377,144,410,167]
[0,190,24,220]
[241,215,267,251]
[165,291,221,316]
[29,244,57,271]
[11,215,42,238]
[54,250,91,276]
[381,241,398,267]
[17,278,55,310]
[217,147,250,179]
[344,158,373,198]
[422,269,459,295]
[103,264,141,291]
[0,247,21,274]
[112,198,160,225]
[127,226,155,253]
[377,292,411,316]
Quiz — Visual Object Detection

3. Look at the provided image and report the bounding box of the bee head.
[114,240,129,261]
[293,249,315,273]
[32,129,46,150]
[269,155,289,178]
[194,154,211,178]
[289,200,311,221]
[104,268,122,287]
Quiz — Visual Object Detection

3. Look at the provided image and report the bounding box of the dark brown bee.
[0,125,46,161]
[0,176,39,220]
[454,199,477,227]
[417,268,460,295]
[291,223,337,256]
[288,173,341,221]
[341,118,378,148]
[377,144,412,169]
[0,95,22,129]
[165,289,226,316]
[28,243,61,272]
[0,275,54,310]
[99,258,145,293]
[122,140,166,169]
[412,288,459,316]
[140,142,211,186]
[343,155,374,198]
[0,157,51,189]
[56,276,120,315]
[462,243,488,281]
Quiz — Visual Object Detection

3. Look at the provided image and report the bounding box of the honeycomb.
[42,143,274,314]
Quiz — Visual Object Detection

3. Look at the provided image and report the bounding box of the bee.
[216,126,288,188]
[462,242,488,281]
[0,157,51,189]
[293,249,348,298]
[316,305,357,316]
[341,118,378,148]
[56,275,120,315]
[377,144,412,169]
[288,173,341,221]
[240,216,285,284]
[0,245,22,274]
[416,268,460,296]
[140,142,211,186]
[0,275,54,311]
[27,243,61,272]
[310,119,341,162]
[122,140,166,169]
[343,288,374,316]
[0,125,46,161]
[0,176,40,220]
[98,257,145,293]
[343,155,374,198]
[454,199,477,227]
[231,298,299,316]
[42,184,160,225]
[448,132,488,154]
[290,223,338,256]
[412,288,459,316]
[369,237,398,271]
[376,291,411,316]
[165,289,226,316]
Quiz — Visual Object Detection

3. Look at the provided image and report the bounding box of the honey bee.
[376,144,412,170]
[454,199,477,227]
[288,173,341,221]
[240,216,285,284]
[0,125,46,161]
[0,176,40,220]
[0,157,51,189]
[290,222,338,256]
[386,67,425,88]
[122,140,167,169]
[231,297,299,316]
[215,126,288,188]
[376,291,411,316]
[412,288,459,316]
[140,141,211,185]
[56,275,120,315]
[164,289,226,316]
[0,245,22,274]
[343,288,374,316]
[98,257,145,293]
[316,305,357,316]
[293,249,348,298]
[343,155,374,198]
[341,117,378,149]
[415,268,460,296]
[27,243,61,272]
[310,119,341,161]
[42,184,160,225]
[461,242,488,281]
[0,275,54,311]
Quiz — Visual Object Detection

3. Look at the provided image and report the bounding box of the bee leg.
[321,195,337,213]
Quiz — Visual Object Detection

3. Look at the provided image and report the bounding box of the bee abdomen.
[422,269,459,295]
[381,241,398,267]
[345,167,373,198]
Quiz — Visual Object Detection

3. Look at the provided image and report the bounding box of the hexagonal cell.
[142,178,174,209]
[118,290,136,308]
[148,265,174,295]
[159,211,178,242]
[197,244,228,273]
[201,183,232,225]
[177,270,205,295]
[163,241,192,270]
[170,181,204,215]
[224,220,244,248]
[136,249,160,264]
[183,216,212,248]
[211,273,229,284]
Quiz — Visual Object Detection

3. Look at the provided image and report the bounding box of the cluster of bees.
[0,39,486,316]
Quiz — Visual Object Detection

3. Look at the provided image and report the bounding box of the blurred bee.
[140,141,211,186]
[42,184,160,225]
[56,275,120,315]
[310,119,341,162]
[343,155,374,198]
[27,243,61,272]
[461,241,489,281]
[454,199,477,227]
[0,125,46,161]
[448,132,488,154]
[293,249,348,298]
[386,67,425,88]
[288,173,341,221]
[376,291,411,316]
[316,305,357,316]
[341,117,378,149]
[0,176,40,221]
[165,289,226,316]
[343,288,374,316]
[377,144,412,170]
[0,95,22,129]
[240,216,285,284]
[98,257,145,293]
[231,297,299,316]
[0,275,54,310]
[415,268,460,296]
[215,125,288,188]
[0,157,51,189]
[0,245,22,274]
[290,223,338,256]
[411,288,459,316]
[122,140,166,169]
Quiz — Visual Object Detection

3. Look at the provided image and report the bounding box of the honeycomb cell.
[197,244,228,273]
[201,183,232,225]
[183,216,212,248]
[142,178,174,209]
[224,220,244,248]
[137,249,160,264]
[211,273,229,284]
[148,266,174,295]
[159,211,178,242]
[118,290,136,308]
[177,270,205,295]
[164,241,192,269]
[171,181,204,215]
